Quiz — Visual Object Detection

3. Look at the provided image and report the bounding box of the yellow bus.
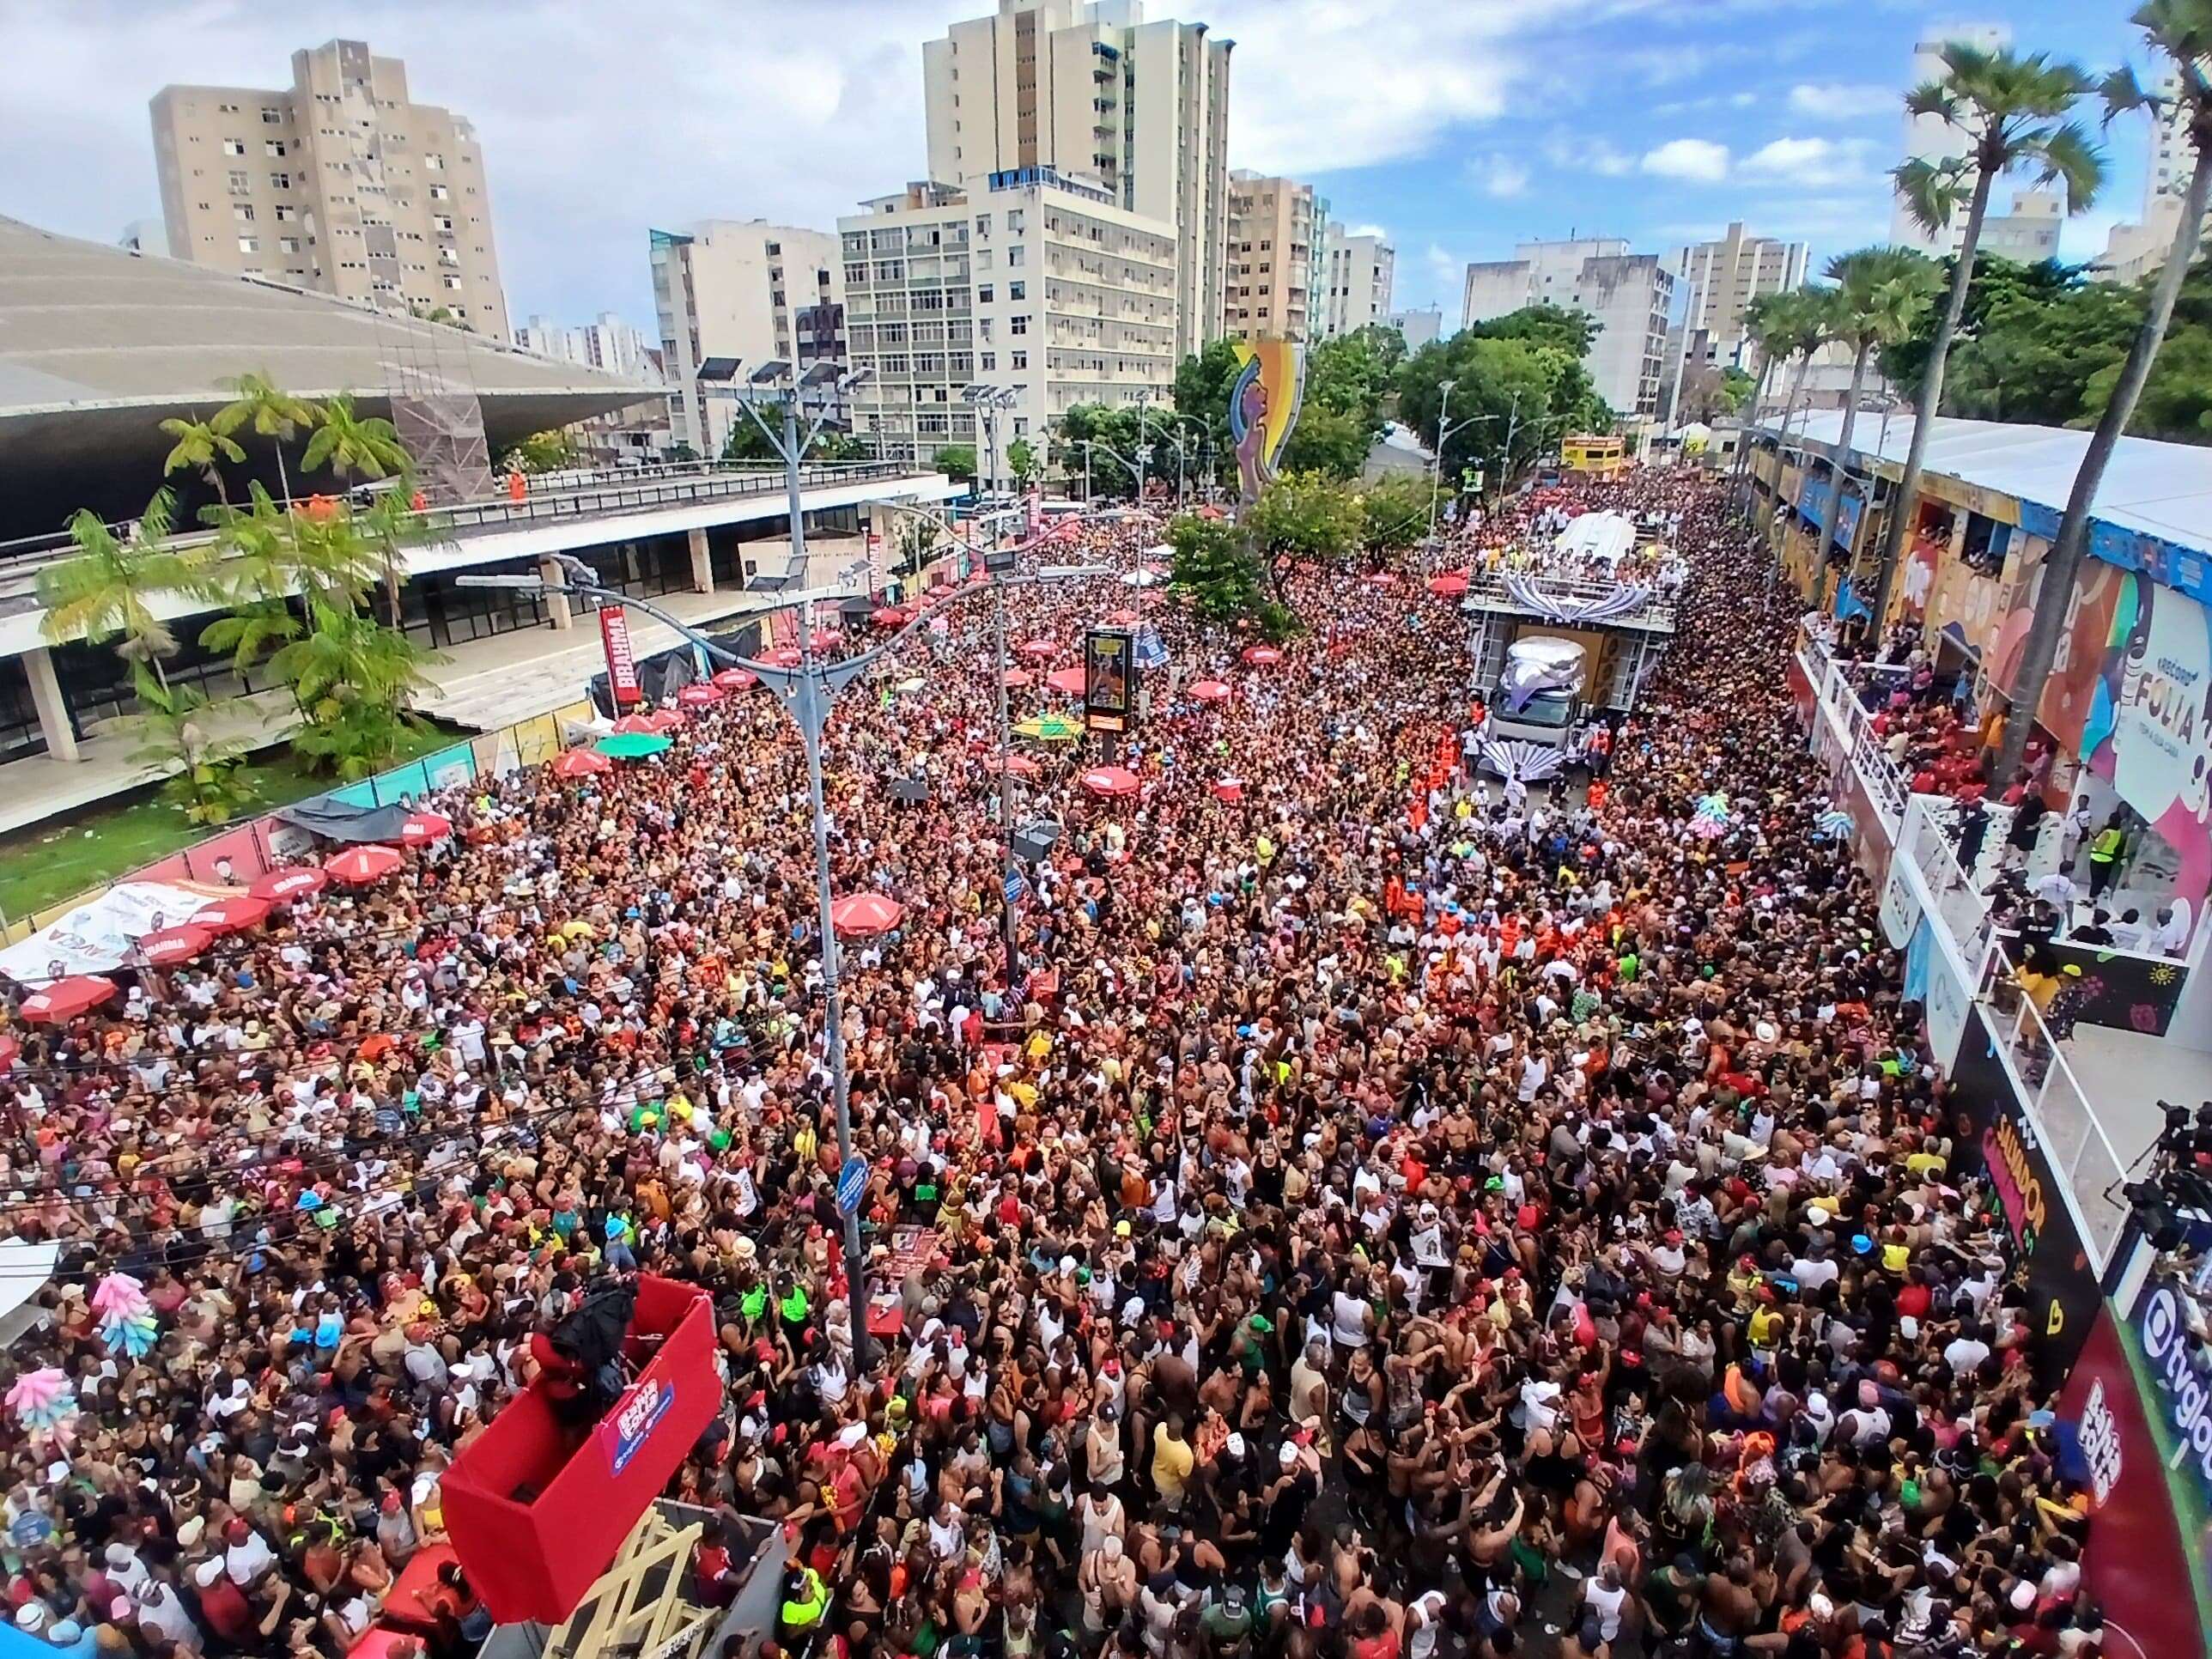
[1560,433,1627,474]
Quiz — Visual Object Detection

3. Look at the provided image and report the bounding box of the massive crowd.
[0,469,2106,1659]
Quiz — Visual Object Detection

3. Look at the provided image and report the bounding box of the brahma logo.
[605,1376,674,1475]
[2138,1285,2212,1491]
[2078,1378,2121,1508]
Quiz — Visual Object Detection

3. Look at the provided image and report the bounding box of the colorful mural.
[1228,338,1305,504]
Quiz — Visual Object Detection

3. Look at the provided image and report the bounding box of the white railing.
[1899,793,1998,964]
[1811,657,1912,832]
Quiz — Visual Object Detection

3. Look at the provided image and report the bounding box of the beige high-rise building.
[922,0,1231,360]
[650,222,843,457]
[1674,222,1807,368]
[1888,21,2012,255]
[1224,173,1320,342]
[150,40,509,340]
[1321,222,1395,339]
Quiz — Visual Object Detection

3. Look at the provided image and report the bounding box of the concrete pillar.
[539,558,573,630]
[689,526,714,593]
[23,647,79,762]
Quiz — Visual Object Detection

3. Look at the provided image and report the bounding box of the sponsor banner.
[600,608,642,707]
[2130,1279,2212,1583]
[1085,629,1133,734]
[0,879,231,982]
[1878,860,1922,949]
[2038,938,2187,1038]
[1901,915,1972,1074]
[597,1374,677,1476]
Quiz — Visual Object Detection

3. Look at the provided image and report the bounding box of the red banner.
[599,608,641,707]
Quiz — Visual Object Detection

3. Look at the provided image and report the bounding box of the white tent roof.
[1553,510,1638,565]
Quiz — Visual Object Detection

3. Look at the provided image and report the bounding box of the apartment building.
[514,312,659,380]
[649,221,843,457]
[1888,21,2012,255]
[1321,222,1395,339]
[922,0,1231,359]
[1224,173,1321,341]
[839,168,1177,489]
[1386,308,1443,351]
[150,40,508,339]
[1674,222,1808,368]
[1462,238,1676,422]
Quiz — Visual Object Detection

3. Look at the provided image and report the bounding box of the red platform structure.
[441,1276,720,1626]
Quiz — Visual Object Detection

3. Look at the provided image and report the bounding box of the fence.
[0,699,601,945]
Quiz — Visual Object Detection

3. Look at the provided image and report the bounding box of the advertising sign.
[599,608,642,707]
[597,1374,676,1475]
[1085,629,1133,734]
[1228,337,1306,504]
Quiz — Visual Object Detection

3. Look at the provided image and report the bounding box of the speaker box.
[1012,817,1061,863]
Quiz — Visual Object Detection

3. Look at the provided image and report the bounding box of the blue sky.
[0,0,2168,335]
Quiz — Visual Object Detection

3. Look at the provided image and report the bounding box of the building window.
[260,106,283,125]
[426,153,445,171]
[981,352,996,370]
[1010,315,1029,336]
[274,204,294,222]
[234,204,255,223]
[1012,350,1028,369]
[1009,281,1025,301]
[269,172,289,190]
[1008,244,1025,267]
[264,139,287,157]
[226,170,249,193]
[977,283,994,303]
[279,237,300,254]
[222,138,246,157]
[238,236,258,253]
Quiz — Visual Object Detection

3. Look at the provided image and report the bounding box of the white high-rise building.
[2095,51,2208,285]
[1462,239,1677,421]
[1321,223,1395,339]
[650,221,843,457]
[1674,222,1808,369]
[922,0,1231,360]
[514,313,659,380]
[1385,308,1443,351]
[1889,21,2013,254]
[839,171,1177,489]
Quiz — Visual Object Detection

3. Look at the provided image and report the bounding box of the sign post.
[836,1156,867,1217]
[1084,629,1133,736]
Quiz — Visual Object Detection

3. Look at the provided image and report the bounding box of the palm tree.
[1814,249,1940,604]
[36,489,210,690]
[302,392,410,484]
[215,371,319,508]
[2002,1,2212,778]
[1732,291,1802,507]
[158,414,246,506]
[1868,44,2104,629]
[357,486,426,630]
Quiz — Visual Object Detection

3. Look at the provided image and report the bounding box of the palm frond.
[1892,158,1967,235]
[2029,119,2107,212]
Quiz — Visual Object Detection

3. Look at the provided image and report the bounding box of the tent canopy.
[273,798,419,845]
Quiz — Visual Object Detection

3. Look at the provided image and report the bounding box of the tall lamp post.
[961,383,1019,508]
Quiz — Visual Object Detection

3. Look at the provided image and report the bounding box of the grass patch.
[0,723,459,921]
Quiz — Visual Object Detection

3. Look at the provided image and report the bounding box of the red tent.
[393,811,452,848]
[1241,645,1283,665]
[1190,679,1231,703]
[138,925,214,967]
[830,892,905,938]
[326,845,404,886]
[1046,665,1088,695]
[189,894,273,935]
[1001,667,1034,689]
[674,683,723,708]
[765,647,804,668]
[1427,572,1469,597]
[998,753,1042,778]
[1081,765,1140,797]
[550,748,613,779]
[611,714,659,735]
[712,667,759,690]
[1212,779,1246,803]
[248,866,328,903]
[21,976,118,1024]
[1018,639,1060,661]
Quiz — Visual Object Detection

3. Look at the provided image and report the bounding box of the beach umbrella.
[249,866,327,903]
[644,708,686,733]
[1190,679,1231,704]
[1018,639,1060,661]
[325,845,404,886]
[137,926,213,968]
[393,811,452,848]
[1121,568,1165,588]
[765,646,805,668]
[830,892,905,938]
[1364,571,1399,588]
[676,683,723,708]
[1427,573,1469,597]
[550,747,613,779]
[809,629,842,652]
[21,976,118,1023]
[1241,645,1283,666]
[1015,714,1085,742]
[1046,665,1088,696]
[0,1035,18,1068]
[1080,765,1140,798]
[1212,779,1246,803]
[872,606,908,627]
[712,667,759,690]
[611,714,660,735]
[189,895,272,935]
[1001,667,1034,690]
[998,753,1042,778]
[595,732,673,761]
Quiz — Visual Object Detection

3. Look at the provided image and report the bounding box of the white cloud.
[1739,137,1878,187]
[1345,222,1391,240]
[1788,82,1897,120]
[1468,155,1531,198]
[1547,134,1636,178]
[1642,138,1731,182]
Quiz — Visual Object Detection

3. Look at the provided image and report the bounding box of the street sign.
[836,1156,867,1216]
[1003,871,1028,905]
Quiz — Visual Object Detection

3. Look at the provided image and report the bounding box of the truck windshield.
[1511,693,1575,729]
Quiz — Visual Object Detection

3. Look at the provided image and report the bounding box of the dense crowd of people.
[0,469,2109,1659]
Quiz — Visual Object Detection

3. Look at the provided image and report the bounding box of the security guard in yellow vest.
[778,1562,830,1641]
[2088,811,2128,901]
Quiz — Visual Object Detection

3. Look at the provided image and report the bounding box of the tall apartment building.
[2097,51,2208,283]
[839,168,1177,489]
[921,0,1231,359]
[649,221,843,457]
[1674,222,1807,369]
[1224,173,1320,341]
[1977,187,2063,261]
[151,40,509,339]
[1888,21,2013,255]
[1321,223,1395,339]
[1386,307,1443,351]
[514,312,659,380]
[1462,239,1676,422]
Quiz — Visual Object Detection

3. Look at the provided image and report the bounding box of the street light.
[961,383,1019,503]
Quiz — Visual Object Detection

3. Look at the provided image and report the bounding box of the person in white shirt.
[2154,899,2193,957]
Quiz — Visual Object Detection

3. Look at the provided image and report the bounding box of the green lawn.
[0,724,458,922]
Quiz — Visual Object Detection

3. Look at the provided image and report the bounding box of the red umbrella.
[1427,572,1469,597]
[1107,608,1142,626]
[809,629,842,653]
[872,606,908,627]
[1080,765,1140,798]
[189,895,272,935]
[998,753,1042,778]
[675,683,723,708]
[712,667,759,690]
[611,714,659,735]
[0,1035,17,1068]
[325,845,404,886]
[645,709,686,733]
[249,866,328,903]
[20,976,118,1024]
[138,925,214,967]
[1001,667,1034,689]
[1364,571,1399,588]
[1018,639,1060,661]
[830,892,905,938]
[1190,679,1231,703]
[1046,665,1088,696]
[550,747,613,779]
[394,811,452,848]
[1212,779,1246,803]
[1241,645,1283,666]
[765,647,805,668]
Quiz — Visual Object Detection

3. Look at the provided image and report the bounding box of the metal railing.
[1809,656,1912,832]
[1899,793,2000,964]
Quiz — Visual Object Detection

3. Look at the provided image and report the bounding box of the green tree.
[128,675,257,826]
[1244,471,1360,596]
[303,392,410,485]
[1731,291,1806,504]
[935,443,977,483]
[1715,367,1756,415]
[1006,436,1039,488]
[503,429,580,473]
[1167,511,1284,637]
[1397,332,1601,501]
[1304,331,1393,439]
[1173,339,1243,490]
[1871,42,2103,623]
[1468,304,1598,358]
[158,414,246,506]
[811,428,868,461]
[36,490,210,689]
[2004,0,2212,778]
[271,599,441,779]
[1279,403,1371,479]
[1358,475,1431,556]
[215,371,319,507]
[1752,289,1841,495]
[196,483,385,673]
[1815,246,1941,577]
[358,486,427,630]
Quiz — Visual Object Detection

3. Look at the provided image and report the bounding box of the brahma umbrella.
[21,976,118,1023]
[248,866,327,903]
[830,892,905,938]
[394,811,452,848]
[1046,665,1088,696]
[1212,779,1246,803]
[1107,609,1142,626]
[1241,645,1283,666]
[595,732,673,760]
[611,714,660,735]
[998,753,1042,778]
[809,629,842,653]
[189,895,272,935]
[872,606,908,627]
[1018,639,1060,661]
[550,747,613,779]
[675,683,723,708]
[1001,667,1034,690]
[1080,765,1140,798]
[325,845,404,886]
[1427,572,1469,597]
[765,647,805,668]
[644,709,686,733]
[137,926,213,968]
[1190,679,1231,704]
[712,667,759,690]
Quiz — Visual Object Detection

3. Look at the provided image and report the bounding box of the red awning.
[550,748,613,779]
[189,894,273,935]
[248,866,329,903]
[325,845,404,886]
[138,925,214,967]
[393,811,452,848]
[674,683,723,707]
[1080,765,1140,797]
